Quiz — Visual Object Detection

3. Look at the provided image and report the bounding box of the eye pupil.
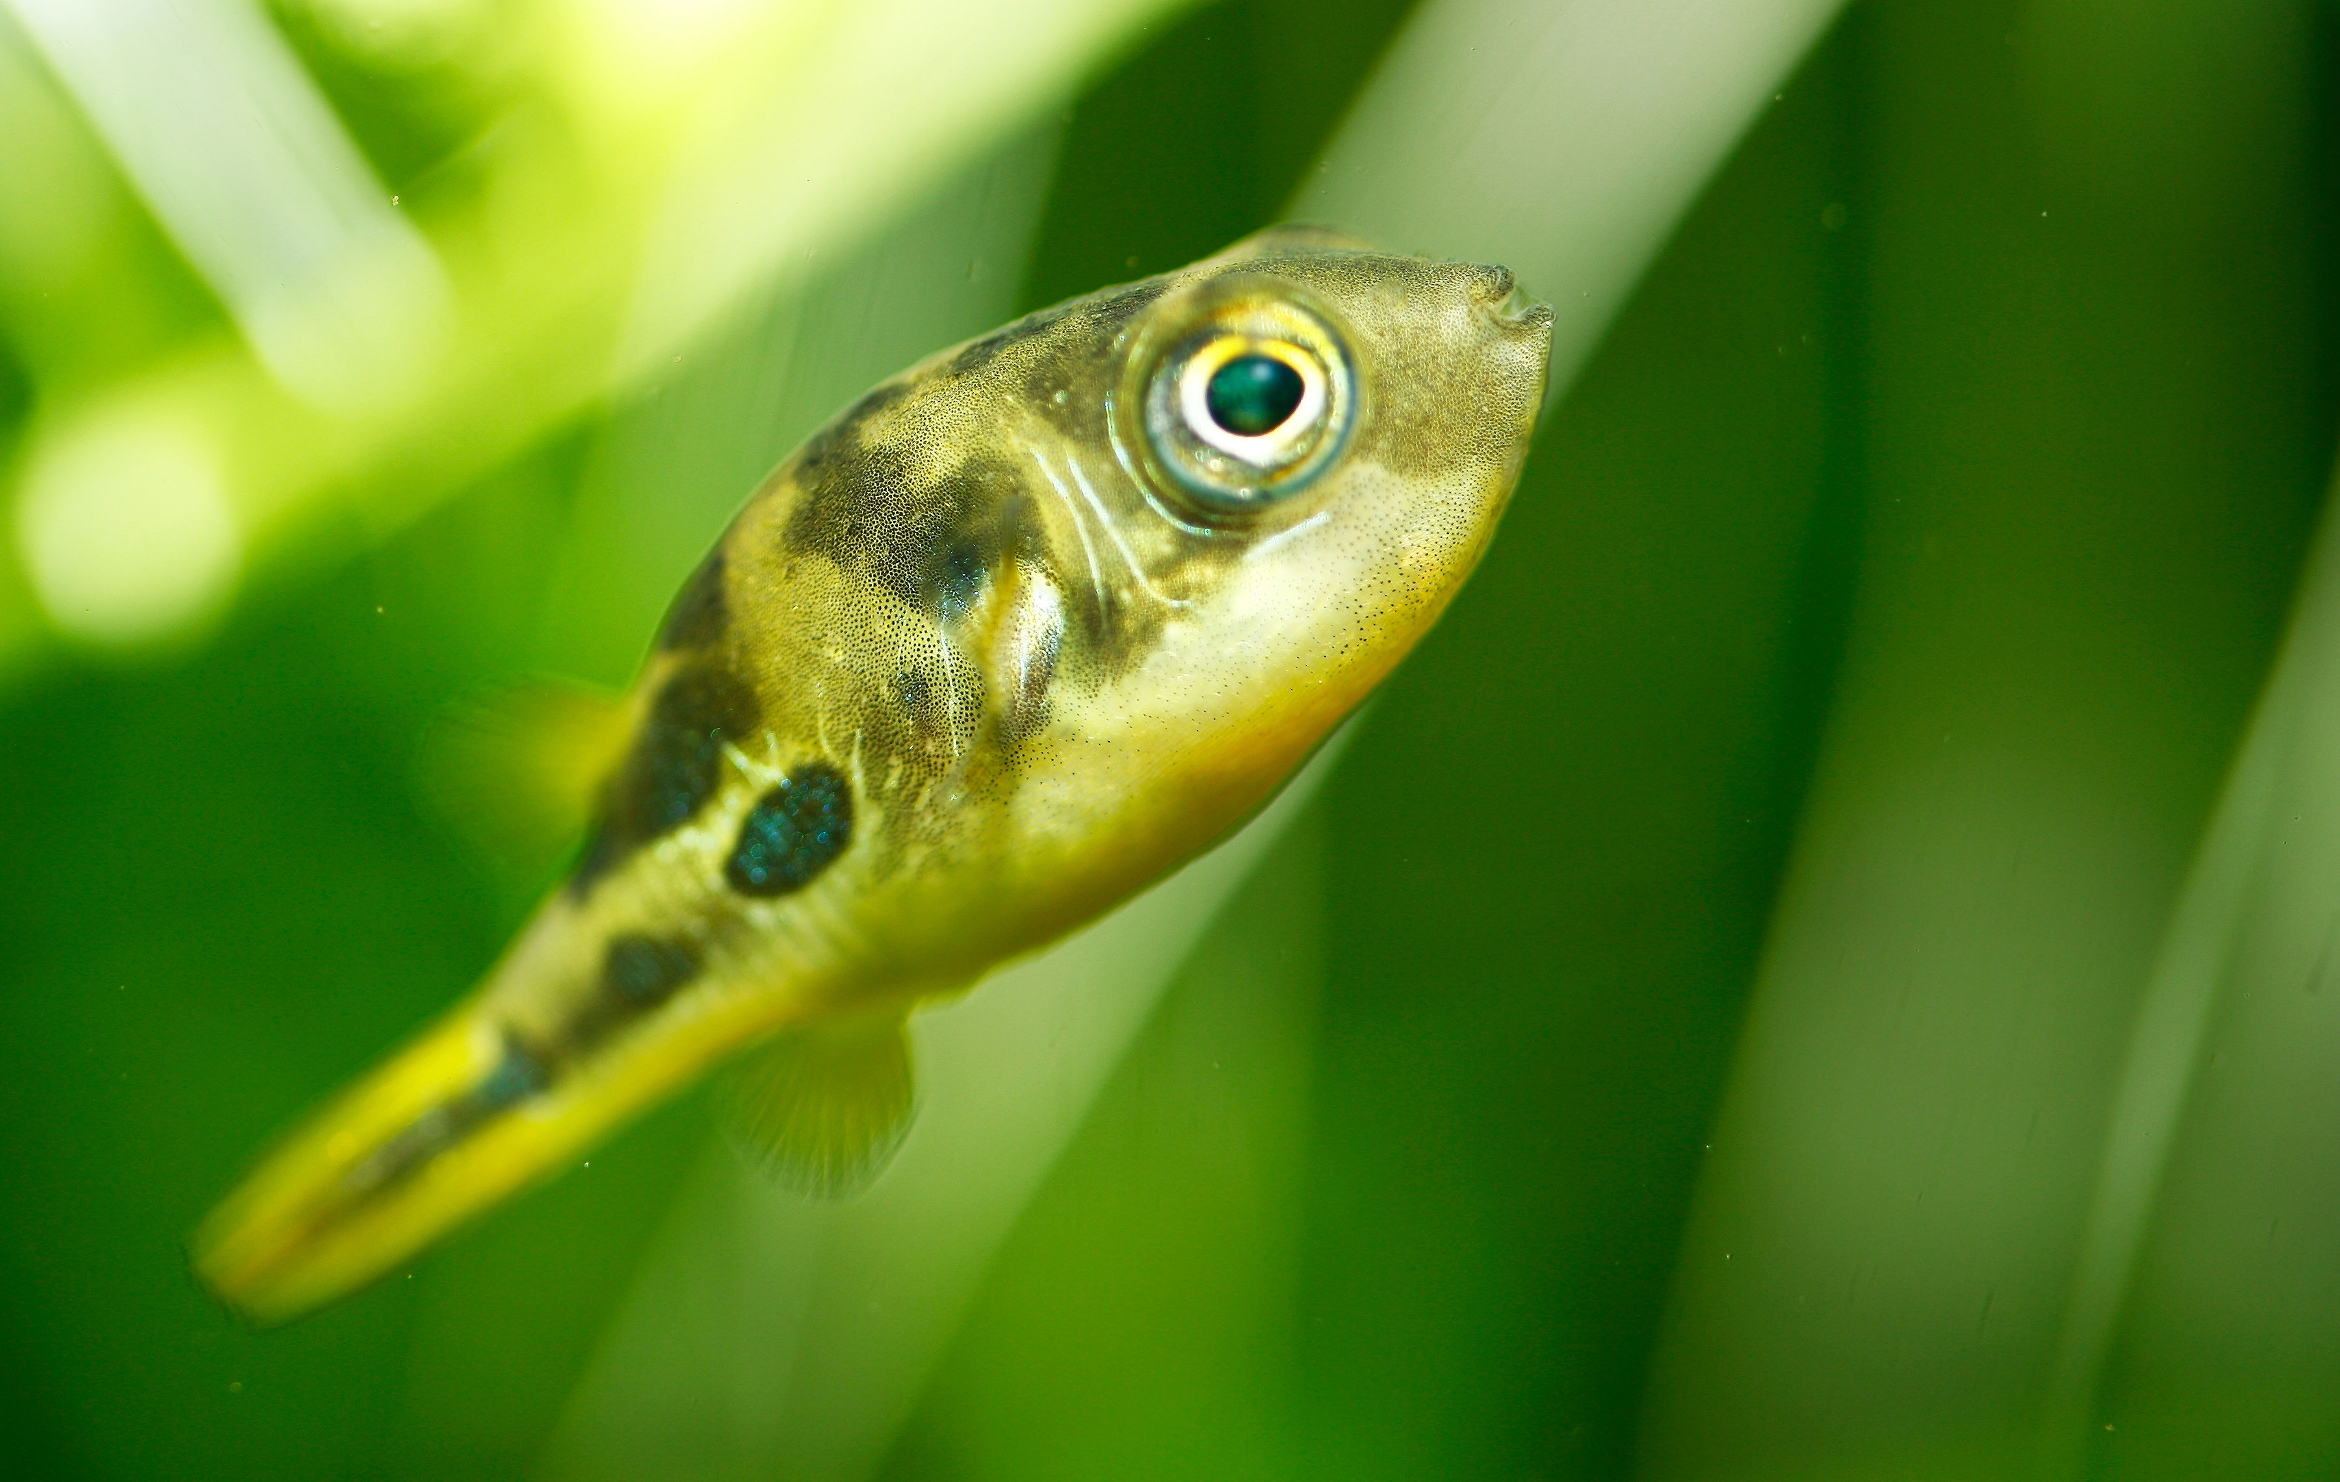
[1204,354,1305,437]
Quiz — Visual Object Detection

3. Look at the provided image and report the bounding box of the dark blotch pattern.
[726,765,853,897]
[657,548,729,651]
[602,933,702,1009]
[559,932,705,1053]
[340,1035,550,1199]
[776,275,1188,686]
[930,537,987,619]
[575,662,760,894]
[474,1037,553,1109]
[784,441,1041,623]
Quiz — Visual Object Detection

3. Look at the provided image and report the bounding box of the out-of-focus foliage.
[0,0,1197,666]
[1641,8,2337,1480]
[3,0,2339,1480]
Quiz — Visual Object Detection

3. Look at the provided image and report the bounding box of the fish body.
[195,228,1552,1324]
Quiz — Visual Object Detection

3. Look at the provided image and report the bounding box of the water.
[3,2,2337,1478]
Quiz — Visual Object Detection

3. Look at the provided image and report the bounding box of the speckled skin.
[194,229,1552,1323]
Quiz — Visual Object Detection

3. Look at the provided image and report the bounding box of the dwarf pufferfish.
[193,226,1553,1324]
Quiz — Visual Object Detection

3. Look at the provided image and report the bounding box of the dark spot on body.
[474,1037,553,1109]
[780,433,913,582]
[657,548,729,651]
[558,933,706,1052]
[617,664,758,837]
[574,662,760,895]
[931,538,986,618]
[339,1034,551,1199]
[782,276,1166,618]
[784,444,1041,625]
[602,933,702,1009]
[726,765,853,897]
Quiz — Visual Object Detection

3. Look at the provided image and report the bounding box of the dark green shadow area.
[0,434,702,1480]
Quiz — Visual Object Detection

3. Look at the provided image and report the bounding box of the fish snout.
[1469,263,1516,306]
[1467,262,1552,339]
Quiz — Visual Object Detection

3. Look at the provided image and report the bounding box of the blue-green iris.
[1204,354,1306,437]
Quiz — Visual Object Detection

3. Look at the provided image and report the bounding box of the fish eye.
[1126,282,1356,516]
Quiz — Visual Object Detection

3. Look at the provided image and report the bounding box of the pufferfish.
[193,226,1552,1325]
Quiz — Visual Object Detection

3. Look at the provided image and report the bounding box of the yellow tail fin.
[191,958,805,1325]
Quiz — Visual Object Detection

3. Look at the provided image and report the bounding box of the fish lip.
[1506,297,1556,335]
[1467,263,1551,332]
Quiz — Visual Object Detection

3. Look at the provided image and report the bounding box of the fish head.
[759,228,1553,947]
[1098,229,1554,784]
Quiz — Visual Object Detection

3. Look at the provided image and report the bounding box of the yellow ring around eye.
[1115,275,1360,519]
[1176,337,1329,463]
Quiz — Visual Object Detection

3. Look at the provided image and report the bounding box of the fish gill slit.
[1031,448,1112,624]
[1066,451,1188,610]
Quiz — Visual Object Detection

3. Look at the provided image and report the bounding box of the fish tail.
[191,1001,527,1325]
[191,947,801,1326]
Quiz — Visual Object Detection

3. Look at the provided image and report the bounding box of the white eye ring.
[1176,337,1329,463]
[1122,281,1358,517]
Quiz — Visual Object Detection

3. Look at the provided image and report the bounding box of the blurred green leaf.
[0,0,1200,659]
[1637,4,2332,1479]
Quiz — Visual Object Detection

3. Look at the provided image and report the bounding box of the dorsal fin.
[414,677,639,877]
[719,1012,918,1197]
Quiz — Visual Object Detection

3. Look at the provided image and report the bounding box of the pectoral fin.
[719,1013,917,1197]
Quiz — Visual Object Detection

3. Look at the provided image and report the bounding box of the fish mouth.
[1504,295,1556,336]
[1471,263,1518,306]
[1468,262,1554,337]
[1462,263,1554,423]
